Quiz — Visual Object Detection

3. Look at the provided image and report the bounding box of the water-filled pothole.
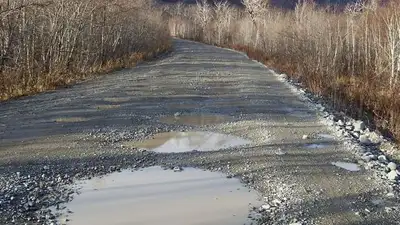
[331,161,361,171]
[59,166,261,225]
[160,114,230,126]
[306,143,330,149]
[123,131,251,153]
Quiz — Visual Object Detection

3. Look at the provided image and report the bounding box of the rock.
[261,204,271,210]
[173,166,183,172]
[354,121,366,132]
[302,135,309,140]
[359,135,371,145]
[345,125,354,131]
[361,155,371,162]
[378,155,388,162]
[387,162,397,171]
[368,132,383,144]
[387,170,399,180]
[271,199,282,205]
[368,154,378,160]
[352,131,360,138]
[336,120,345,126]
[386,192,395,198]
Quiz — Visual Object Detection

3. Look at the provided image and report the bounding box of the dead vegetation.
[0,0,171,100]
[165,0,400,142]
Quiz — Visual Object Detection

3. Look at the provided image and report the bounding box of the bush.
[0,0,171,100]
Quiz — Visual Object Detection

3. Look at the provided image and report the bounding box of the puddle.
[160,114,230,126]
[331,161,361,172]
[123,131,251,153]
[59,166,261,225]
[306,143,330,149]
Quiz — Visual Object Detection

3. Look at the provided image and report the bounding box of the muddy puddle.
[160,114,231,126]
[331,161,361,172]
[59,166,261,225]
[123,131,251,153]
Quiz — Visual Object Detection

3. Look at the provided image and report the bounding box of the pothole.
[306,143,330,149]
[123,131,251,153]
[331,161,361,172]
[57,166,261,225]
[160,114,231,126]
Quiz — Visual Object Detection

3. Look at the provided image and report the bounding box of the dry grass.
[0,0,171,100]
[165,0,400,142]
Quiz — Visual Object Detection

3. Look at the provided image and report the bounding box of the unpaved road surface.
[1,39,400,225]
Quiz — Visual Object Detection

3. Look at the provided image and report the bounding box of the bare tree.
[214,0,232,45]
[196,0,212,41]
[0,0,170,100]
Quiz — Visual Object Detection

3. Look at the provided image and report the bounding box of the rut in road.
[0,39,399,225]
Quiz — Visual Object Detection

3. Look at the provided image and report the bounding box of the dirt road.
[0,39,399,225]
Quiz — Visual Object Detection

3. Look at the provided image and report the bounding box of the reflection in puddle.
[61,167,261,225]
[160,114,230,126]
[331,161,361,171]
[124,131,251,153]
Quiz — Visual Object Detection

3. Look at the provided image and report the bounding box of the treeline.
[165,0,400,141]
[0,0,171,100]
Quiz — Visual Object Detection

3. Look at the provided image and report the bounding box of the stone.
[354,121,366,132]
[345,125,354,131]
[173,166,183,172]
[361,155,371,162]
[387,170,399,180]
[272,199,282,205]
[359,135,371,145]
[337,120,345,126]
[386,192,395,198]
[378,155,388,162]
[387,162,397,171]
[368,132,383,144]
[261,204,271,210]
[352,131,360,138]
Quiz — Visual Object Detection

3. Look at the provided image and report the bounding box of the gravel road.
[0,39,400,225]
